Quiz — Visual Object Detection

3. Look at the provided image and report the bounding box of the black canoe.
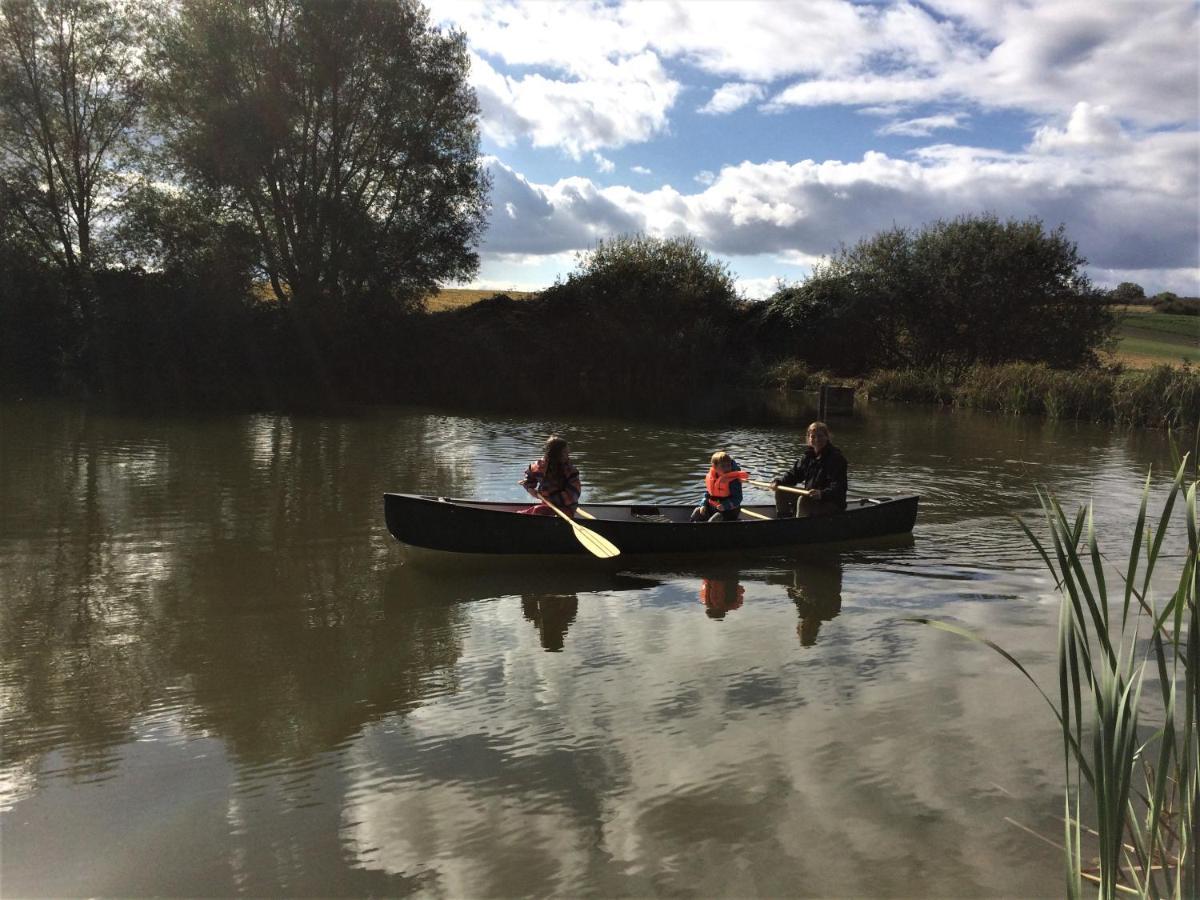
[384,493,919,556]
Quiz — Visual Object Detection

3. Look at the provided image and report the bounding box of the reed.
[863,367,957,404]
[866,363,1200,429]
[915,456,1198,898]
[762,360,834,392]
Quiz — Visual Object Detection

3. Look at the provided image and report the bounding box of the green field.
[1114,307,1200,366]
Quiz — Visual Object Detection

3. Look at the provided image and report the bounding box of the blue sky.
[427,0,1200,298]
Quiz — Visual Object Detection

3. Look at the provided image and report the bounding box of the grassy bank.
[862,362,1200,428]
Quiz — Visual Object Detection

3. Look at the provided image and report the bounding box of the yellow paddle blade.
[570,520,621,558]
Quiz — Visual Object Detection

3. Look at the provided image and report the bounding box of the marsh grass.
[915,456,1198,898]
[867,363,1200,429]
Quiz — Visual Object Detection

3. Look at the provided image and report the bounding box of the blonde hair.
[710,450,732,468]
[807,421,831,440]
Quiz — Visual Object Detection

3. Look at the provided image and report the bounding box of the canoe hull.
[383,494,919,556]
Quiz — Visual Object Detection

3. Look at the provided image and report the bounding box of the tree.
[773,215,1116,370]
[902,216,1113,367]
[0,0,147,289]
[152,0,489,309]
[1108,281,1146,304]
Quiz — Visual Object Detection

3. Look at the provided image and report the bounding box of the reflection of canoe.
[383,494,919,556]
[384,564,661,606]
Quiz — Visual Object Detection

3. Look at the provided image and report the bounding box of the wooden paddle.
[748,478,814,497]
[539,493,620,558]
[741,508,771,520]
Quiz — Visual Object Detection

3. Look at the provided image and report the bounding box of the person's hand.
[810,488,822,500]
[769,478,780,489]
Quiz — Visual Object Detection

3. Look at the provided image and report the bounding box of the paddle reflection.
[385,564,660,609]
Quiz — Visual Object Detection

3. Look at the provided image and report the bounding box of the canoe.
[383,493,919,556]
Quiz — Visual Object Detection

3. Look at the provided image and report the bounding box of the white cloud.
[764,2,1198,127]
[877,113,967,137]
[736,276,789,300]
[624,1,889,82]
[1030,102,1125,153]
[434,1,1197,156]
[480,129,1199,289]
[593,152,615,173]
[694,170,716,186]
[765,75,945,112]
[630,165,652,175]
[468,51,679,159]
[698,82,767,115]
[483,158,642,254]
[1089,267,1200,297]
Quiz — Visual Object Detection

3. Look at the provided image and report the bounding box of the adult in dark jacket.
[771,421,848,516]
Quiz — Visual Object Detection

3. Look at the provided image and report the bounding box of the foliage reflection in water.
[0,398,1190,896]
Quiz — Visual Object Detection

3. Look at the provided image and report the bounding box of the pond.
[0,397,1190,897]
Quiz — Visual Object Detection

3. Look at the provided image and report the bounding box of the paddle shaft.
[747,478,813,497]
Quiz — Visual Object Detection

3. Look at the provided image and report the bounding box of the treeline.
[2,1,1179,424]
[1105,282,1200,314]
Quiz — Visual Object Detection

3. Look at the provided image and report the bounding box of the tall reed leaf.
[912,457,1198,898]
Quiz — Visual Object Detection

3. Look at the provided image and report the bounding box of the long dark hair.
[543,435,569,482]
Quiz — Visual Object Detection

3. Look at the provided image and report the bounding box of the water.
[0,398,1190,897]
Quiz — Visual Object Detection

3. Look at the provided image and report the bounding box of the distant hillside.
[424,288,539,312]
[1112,304,1200,368]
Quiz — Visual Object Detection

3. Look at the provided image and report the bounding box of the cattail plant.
[916,456,1197,898]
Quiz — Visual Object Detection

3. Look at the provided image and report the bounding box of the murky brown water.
[0,397,1190,897]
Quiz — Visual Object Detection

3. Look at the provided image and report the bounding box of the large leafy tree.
[153,0,489,308]
[0,0,147,288]
[767,215,1116,370]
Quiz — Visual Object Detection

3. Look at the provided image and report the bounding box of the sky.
[424,0,1200,299]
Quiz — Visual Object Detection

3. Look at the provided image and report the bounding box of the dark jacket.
[777,444,848,509]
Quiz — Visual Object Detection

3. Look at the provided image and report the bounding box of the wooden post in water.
[818,384,855,419]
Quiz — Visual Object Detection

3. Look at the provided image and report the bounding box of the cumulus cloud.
[480,131,1199,287]
[482,158,642,255]
[431,1,1197,156]
[764,2,1197,127]
[877,113,967,137]
[698,82,767,115]
[630,165,652,175]
[469,52,679,159]
[1030,102,1126,153]
[593,153,615,173]
[736,276,790,300]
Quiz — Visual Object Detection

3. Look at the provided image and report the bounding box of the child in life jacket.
[691,451,749,522]
[519,434,582,517]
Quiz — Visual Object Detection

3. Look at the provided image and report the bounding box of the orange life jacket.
[705,466,748,508]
